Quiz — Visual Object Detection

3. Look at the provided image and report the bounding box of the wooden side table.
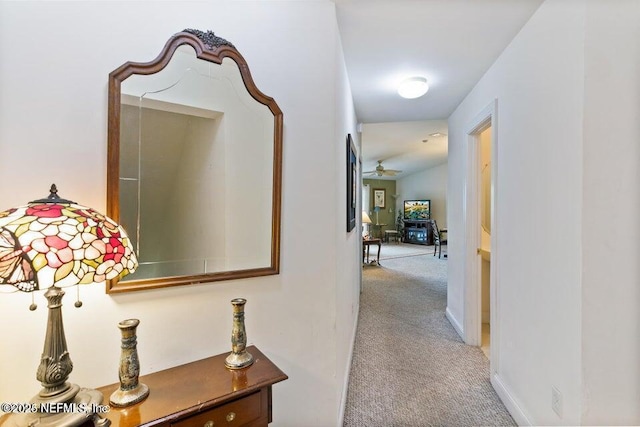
[96,346,287,426]
[363,238,381,265]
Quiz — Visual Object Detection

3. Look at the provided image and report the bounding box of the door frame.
[464,99,499,375]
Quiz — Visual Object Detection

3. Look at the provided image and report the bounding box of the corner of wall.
[445,306,464,340]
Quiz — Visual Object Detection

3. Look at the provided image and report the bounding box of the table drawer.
[171,391,263,427]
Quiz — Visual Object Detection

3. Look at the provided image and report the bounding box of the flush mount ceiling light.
[397,77,429,99]
[429,132,447,137]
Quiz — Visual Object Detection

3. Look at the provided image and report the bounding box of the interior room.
[1,1,639,426]
[360,120,448,256]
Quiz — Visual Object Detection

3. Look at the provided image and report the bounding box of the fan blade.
[382,169,402,176]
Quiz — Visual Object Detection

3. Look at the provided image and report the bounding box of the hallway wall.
[333,17,362,424]
[448,0,585,424]
[0,2,360,426]
[581,0,640,423]
[447,0,640,424]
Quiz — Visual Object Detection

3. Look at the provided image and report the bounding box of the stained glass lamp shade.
[0,184,137,427]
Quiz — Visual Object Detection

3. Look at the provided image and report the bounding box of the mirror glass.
[107,31,282,292]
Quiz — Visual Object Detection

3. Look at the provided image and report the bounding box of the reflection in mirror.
[107,30,282,292]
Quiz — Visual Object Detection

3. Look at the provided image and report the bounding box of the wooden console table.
[96,346,287,427]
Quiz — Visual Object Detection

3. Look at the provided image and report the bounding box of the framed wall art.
[346,134,357,232]
[373,188,386,208]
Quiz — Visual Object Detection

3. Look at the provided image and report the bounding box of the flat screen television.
[404,200,431,220]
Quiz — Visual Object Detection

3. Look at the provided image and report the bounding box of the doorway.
[478,126,492,359]
[464,99,498,374]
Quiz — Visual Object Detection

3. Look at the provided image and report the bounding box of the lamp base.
[5,386,110,427]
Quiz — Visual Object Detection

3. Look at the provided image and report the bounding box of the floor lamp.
[362,211,372,238]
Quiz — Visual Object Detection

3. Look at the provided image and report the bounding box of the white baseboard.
[337,307,360,426]
[491,373,533,426]
[445,306,464,340]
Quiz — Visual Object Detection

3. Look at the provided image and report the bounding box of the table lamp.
[0,184,138,427]
[361,211,372,238]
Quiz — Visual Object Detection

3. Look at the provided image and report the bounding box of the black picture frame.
[346,134,357,232]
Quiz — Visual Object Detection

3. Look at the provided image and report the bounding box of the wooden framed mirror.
[107,29,282,293]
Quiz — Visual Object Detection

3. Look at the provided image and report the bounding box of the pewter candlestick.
[110,319,149,407]
[224,298,254,369]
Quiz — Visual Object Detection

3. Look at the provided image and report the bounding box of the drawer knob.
[204,421,214,427]
[226,412,236,422]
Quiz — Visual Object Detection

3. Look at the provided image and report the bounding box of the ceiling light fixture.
[398,77,429,99]
[429,132,447,137]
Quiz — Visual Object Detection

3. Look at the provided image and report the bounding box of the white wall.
[581,0,640,423]
[448,0,585,424]
[0,2,360,426]
[448,0,640,425]
[333,21,361,425]
[396,162,448,228]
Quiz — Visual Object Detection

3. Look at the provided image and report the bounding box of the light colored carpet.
[364,242,436,265]
[344,253,515,427]
[378,242,434,260]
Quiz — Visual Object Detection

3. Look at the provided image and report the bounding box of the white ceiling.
[361,120,448,179]
[334,0,544,178]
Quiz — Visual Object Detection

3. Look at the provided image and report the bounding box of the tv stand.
[403,219,433,245]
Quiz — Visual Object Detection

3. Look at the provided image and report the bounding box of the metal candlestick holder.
[224,298,254,369]
[110,319,149,407]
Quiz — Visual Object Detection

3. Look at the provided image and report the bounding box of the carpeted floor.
[378,242,434,260]
[344,250,515,427]
[364,242,434,265]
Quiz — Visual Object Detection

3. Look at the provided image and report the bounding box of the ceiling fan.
[364,160,402,177]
